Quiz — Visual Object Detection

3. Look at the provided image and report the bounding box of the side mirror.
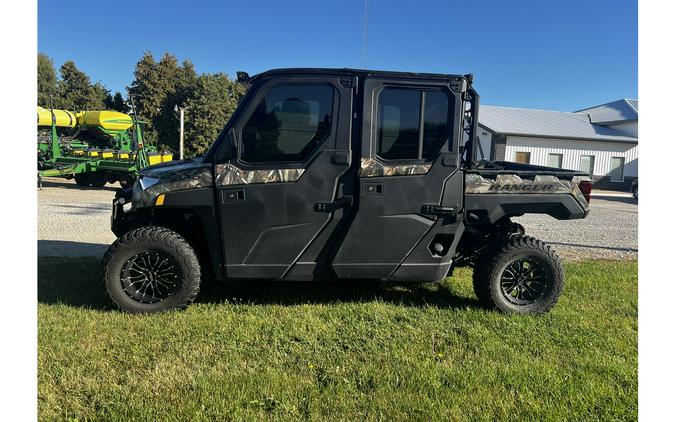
[236,71,251,85]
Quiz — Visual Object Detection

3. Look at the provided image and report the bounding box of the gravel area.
[516,194,638,260]
[38,177,638,261]
[38,178,117,257]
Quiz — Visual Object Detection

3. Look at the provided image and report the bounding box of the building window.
[610,157,625,182]
[241,84,335,163]
[579,155,595,177]
[376,88,451,160]
[547,153,563,169]
[514,151,530,164]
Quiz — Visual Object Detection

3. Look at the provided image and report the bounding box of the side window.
[241,84,335,163]
[376,87,451,161]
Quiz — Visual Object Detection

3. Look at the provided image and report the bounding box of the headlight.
[139,176,161,190]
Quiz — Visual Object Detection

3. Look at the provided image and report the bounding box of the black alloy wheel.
[499,258,549,306]
[120,250,181,304]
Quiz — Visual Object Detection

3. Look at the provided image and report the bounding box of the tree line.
[37,52,246,157]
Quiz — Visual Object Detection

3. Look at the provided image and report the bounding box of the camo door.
[330,78,466,281]
[214,76,355,279]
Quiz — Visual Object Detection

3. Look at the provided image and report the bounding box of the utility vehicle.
[104,68,591,314]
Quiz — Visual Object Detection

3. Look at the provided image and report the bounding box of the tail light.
[578,180,592,204]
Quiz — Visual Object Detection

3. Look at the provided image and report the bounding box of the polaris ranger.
[104,68,591,314]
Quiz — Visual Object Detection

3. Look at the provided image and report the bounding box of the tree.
[105,92,129,113]
[128,52,163,119]
[155,59,199,151]
[58,61,107,111]
[90,82,109,110]
[129,52,202,150]
[183,73,246,157]
[37,53,59,107]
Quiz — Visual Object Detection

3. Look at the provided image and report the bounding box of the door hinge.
[340,76,358,94]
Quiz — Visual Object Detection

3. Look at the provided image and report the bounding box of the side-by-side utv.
[104,68,591,314]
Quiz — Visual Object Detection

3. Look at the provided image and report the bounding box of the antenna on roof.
[362,0,369,68]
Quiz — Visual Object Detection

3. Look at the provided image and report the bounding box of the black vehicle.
[104,68,591,314]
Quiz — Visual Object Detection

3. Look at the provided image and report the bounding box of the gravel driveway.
[38,178,117,257]
[515,194,638,260]
[38,178,638,260]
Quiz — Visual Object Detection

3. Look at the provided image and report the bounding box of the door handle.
[421,204,456,217]
[222,189,245,202]
[363,183,383,195]
[314,195,353,212]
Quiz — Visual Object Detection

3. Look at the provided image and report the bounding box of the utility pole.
[179,107,184,160]
[175,105,185,160]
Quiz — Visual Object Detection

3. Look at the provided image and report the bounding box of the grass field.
[38,258,637,421]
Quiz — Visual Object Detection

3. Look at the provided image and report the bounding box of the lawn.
[38,258,637,421]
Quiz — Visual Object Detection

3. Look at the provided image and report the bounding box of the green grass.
[38,258,637,421]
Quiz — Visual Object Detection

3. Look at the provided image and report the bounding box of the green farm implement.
[37,106,172,188]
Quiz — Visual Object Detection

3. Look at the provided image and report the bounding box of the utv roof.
[248,68,469,83]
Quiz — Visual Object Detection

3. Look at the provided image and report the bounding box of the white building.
[477,99,638,190]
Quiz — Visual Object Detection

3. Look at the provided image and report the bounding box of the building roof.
[574,99,638,124]
[479,105,638,143]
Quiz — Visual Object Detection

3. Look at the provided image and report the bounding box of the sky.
[38,0,637,111]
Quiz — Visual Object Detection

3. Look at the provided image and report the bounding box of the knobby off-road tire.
[472,236,564,314]
[102,226,201,313]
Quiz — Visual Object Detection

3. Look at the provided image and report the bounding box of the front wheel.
[472,236,564,314]
[102,227,202,313]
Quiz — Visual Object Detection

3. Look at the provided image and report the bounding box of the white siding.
[504,136,638,178]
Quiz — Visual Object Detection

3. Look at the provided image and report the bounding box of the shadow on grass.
[38,240,109,258]
[38,257,112,309]
[38,256,478,311]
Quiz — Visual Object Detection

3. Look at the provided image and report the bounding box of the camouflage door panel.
[215,163,305,186]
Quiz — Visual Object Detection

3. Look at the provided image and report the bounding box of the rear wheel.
[472,236,564,314]
[102,227,202,313]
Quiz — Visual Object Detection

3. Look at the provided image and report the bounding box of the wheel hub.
[120,250,181,304]
[499,258,549,306]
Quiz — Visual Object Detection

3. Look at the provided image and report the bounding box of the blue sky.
[38,0,637,111]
